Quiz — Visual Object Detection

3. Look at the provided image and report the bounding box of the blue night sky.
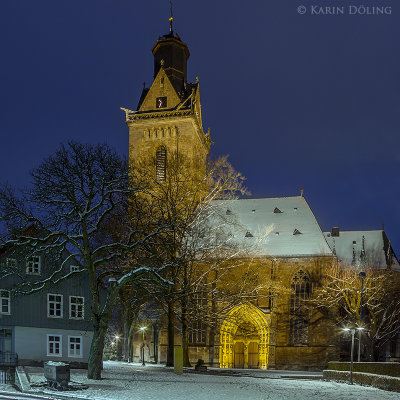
[1,1,399,256]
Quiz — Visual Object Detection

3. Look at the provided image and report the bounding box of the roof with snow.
[323,229,400,269]
[211,196,333,258]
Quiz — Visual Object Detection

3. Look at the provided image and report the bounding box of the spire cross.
[169,1,174,33]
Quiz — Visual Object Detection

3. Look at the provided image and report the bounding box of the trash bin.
[44,361,70,389]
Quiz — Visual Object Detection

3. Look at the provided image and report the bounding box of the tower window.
[156,96,167,109]
[156,146,167,181]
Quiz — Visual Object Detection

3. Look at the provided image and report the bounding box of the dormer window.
[6,258,16,268]
[245,231,253,238]
[293,229,302,235]
[26,256,41,275]
[274,207,282,213]
[226,209,233,215]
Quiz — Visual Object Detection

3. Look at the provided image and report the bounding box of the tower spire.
[169,1,174,34]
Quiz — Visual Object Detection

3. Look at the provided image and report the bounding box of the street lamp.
[139,327,147,366]
[358,271,366,362]
[343,327,364,384]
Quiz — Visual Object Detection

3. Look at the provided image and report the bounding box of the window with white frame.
[69,296,84,319]
[6,258,17,268]
[70,265,80,272]
[68,336,82,357]
[47,334,62,356]
[0,290,10,315]
[26,256,41,275]
[47,294,63,318]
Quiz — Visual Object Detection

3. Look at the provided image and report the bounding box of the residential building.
[0,248,93,370]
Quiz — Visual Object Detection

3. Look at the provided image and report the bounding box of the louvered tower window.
[156,146,166,181]
[289,270,310,345]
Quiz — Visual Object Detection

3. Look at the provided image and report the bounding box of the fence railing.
[0,352,18,366]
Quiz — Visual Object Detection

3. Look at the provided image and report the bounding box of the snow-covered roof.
[323,230,400,270]
[211,196,333,258]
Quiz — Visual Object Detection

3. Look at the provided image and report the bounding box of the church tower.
[121,19,211,179]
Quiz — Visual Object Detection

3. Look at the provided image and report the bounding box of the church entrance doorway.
[234,342,244,368]
[248,342,259,368]
[219,303,270,369]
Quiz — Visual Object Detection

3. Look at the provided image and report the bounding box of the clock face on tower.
[156,97,167,109]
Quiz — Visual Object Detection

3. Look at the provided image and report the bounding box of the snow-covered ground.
[19,361,400,400]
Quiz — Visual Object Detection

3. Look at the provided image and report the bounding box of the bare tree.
[0,142,171,379]
[130,151,250,366]
[311,263,400,360]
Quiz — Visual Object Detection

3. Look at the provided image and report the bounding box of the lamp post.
[140,327,147,366]
[114,335,121,361]
[358,271,366,362]
[343,327,364,384]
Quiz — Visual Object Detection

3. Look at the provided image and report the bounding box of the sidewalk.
[7,361,396,400]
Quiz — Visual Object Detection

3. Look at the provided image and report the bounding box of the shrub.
[323,370,400,392]
[327,362,400,378]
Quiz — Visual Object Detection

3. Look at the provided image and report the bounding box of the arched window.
[290,270,310,345]
[156,146,166,181]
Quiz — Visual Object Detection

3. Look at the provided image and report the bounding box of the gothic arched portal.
[219,303,270,369]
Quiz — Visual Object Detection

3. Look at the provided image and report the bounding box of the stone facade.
[122,32,210,178]
[122,27,398,371]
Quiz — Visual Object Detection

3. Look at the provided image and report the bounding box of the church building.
[121,21,399,370]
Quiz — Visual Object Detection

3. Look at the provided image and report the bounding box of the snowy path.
[22,361,400,400]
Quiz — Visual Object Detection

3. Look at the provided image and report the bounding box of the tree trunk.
[122,316,130,362]
[209,278,217,367]
[121,306,134,362]
[208,326,215,367]
[372,340,382,361]
[117,313,123,361]
[126,313,139,362]
[88,322,108,379]
[153,323,159,364]
[181,296,191,367]
[87,284,119,379]
[166,300,175,366]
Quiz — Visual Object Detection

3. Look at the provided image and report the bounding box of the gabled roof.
[136,68,199,112]
[323,230,400,269]
[136,88,149,111]
[211,196,333,258]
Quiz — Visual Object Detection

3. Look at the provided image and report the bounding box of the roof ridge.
[214,196,305,201]
[323,230,384,234]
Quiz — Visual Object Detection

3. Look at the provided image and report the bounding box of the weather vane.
[169,1,174,34]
